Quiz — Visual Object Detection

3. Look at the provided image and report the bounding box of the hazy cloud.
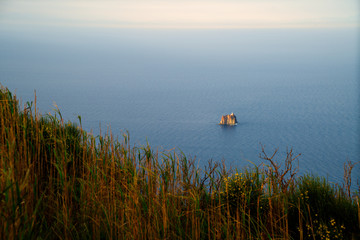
[0,0,358,29]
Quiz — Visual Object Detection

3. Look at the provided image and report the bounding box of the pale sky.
[0,0,358,29]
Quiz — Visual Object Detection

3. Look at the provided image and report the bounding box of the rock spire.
[219,113,238,125]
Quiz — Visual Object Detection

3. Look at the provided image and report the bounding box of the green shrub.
[288,174,359,239]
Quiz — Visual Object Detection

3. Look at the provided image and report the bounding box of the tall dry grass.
[1,85,359,239]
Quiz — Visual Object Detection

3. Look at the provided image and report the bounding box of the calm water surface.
[1,27,359,184]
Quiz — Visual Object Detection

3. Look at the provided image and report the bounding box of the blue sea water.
[0,26,359,184]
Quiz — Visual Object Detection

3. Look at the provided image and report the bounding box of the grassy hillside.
[1,85,359,239]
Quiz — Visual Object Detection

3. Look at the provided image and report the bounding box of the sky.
[0,0,358,29]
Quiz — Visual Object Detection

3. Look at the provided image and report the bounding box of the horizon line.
[1,20,359,30]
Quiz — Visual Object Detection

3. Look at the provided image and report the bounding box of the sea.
[0,26,359,185]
